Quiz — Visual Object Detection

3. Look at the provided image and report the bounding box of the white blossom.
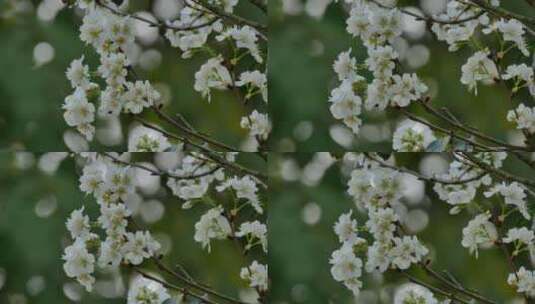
[236,221,267,253]
[392,119,436,152]
[236,70,267,102]
[508,267,535,298]
[62,239,96,292]
[66,56,91,89]
[365,78,391,111]
[194,206,232,251]
[166,156,222,205]
[502,64,534,84]
[507,103,535,134]
[433,159,490,208]
[165,8,218,55]
[79,9,106,48]
[123,231,161,265]
[127,276,171,304]
[394,283,438,304]
[333,49,360,82]
[389,73,428,107]
[123,80,160,114]
[366,207,398,242]
[63,88,95,127]
[329,243,363,296]
[240,261,268,292]
[241,110,271,141]
[431,2,486,51]
[128,126,171,152]
[389,236,429,270]
[365,45,398,79]
[461,213,498,258]
[503,227,534,247]
[98,237,124,268]
[98,52,128,87]
[217,175,262,213]
[460,50,499,94]
[194,56,233,101]
[328,80,362,133]
[366,241,391,273]
[334,210,359,244]
[79,159,106,194]
[484,182,530,220]
[66,207,91,240]
[216,25,262,63]
[98,203,131,237]
[497,19,529,56]
[99,86,124,116]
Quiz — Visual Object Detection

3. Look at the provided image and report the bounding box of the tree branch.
[363,153,487,185]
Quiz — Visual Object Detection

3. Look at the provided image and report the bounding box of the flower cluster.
[163,152,268,297]
[63,154,161,294]
[432,153,535,298]
[328,1,428,145]
[326,0,534,150]
[163,2,269,147]
[329,152,535,301]
[63,0,269,150]
[431,2,532,99]
[63,152,268,303]
[330,157,429,296]
[63,2,163,144]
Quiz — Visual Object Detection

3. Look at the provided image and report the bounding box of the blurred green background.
[0,0,266,151]
[0,152,266,303]
[269,0,535,151]
[268,152,534,303]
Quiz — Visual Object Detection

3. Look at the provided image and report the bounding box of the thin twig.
[128,118,268,184]
[369,0,485,25]
[418,100,530,152]
[152,106,238,152]
[459,152,535,189]
[363,153,486,185]
[400,271,472,304]
[247,0,267,13]
[187,0,267,36]
[101,152,221,180]
[152,257,249,304]
[133,267,222,304]
[397,108,505,152]
[96,0,219,31]
[420,262,498,304]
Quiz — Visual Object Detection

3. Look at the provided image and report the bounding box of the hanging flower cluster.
[62,0,269,151]
[62,152,268,304]
[329,152,535,302]
[330,154,428,297]
[63,154,160,293]
[326,0,534,151]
